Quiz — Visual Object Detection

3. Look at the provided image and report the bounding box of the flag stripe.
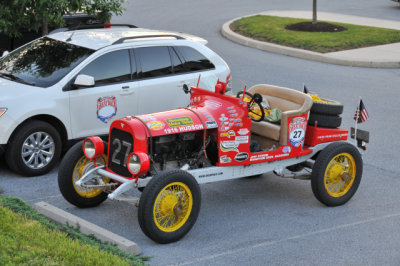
[353,99,369,123]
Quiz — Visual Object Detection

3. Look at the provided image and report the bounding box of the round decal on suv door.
[97,96,117,123]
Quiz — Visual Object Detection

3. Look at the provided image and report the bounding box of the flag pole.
[354,97,361,144]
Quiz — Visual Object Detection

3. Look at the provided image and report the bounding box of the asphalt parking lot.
[1,0,400,265]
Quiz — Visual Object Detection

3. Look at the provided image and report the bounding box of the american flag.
[354,99,369,123]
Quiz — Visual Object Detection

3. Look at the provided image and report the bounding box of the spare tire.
[308,113,342,128]
[311,98,343,115]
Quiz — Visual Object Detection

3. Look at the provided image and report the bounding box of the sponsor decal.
[282,146,292,154]
[207,100,222,109]
[220,155,232,163]
[234,123,243,127]
[97,96,117,123]
[238,128,249,135]
[220,126,228,131]
[275,153,290,158]
[147,121,165,130]
[164,124,203,134]
[288,117,307,147]
[250,153,273,162]
[226,106,234,110]
[199,172,223,178]
[228,110,236,113]
[166,116,194,127]
[317,133,348,139]
[220,141,239,152]
[229,113,238,117]
[220,130,235,138]
[206,121,218,129]
[235,152,249,162]
[120,123,124,128]
[235,136,249,144]
[219,114,228,122]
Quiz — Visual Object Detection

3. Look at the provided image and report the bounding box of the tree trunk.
[42,20,49,36]
[312,0,317,24]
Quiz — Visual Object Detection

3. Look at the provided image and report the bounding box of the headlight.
[83,137,104,159]
[127,152,150,176]
[0,108,7,117]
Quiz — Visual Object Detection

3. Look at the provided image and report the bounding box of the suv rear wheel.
[6,120,62,176]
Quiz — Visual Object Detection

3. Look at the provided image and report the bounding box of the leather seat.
[248,84,313,145]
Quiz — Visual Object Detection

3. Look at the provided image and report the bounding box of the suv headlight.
[127,152,150,176]
[0,108,7,117]
[83,137,104,159]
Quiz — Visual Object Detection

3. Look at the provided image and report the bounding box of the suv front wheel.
[6,120,62,176]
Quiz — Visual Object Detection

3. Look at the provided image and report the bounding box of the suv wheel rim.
[21,131,55,170]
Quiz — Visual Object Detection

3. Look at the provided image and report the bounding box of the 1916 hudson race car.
[58,77,368,244]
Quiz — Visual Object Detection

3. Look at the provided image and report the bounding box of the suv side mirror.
[74,74,95,87]
[2,51,9,57]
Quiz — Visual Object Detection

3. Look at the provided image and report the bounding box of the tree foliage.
[0,0,125,37]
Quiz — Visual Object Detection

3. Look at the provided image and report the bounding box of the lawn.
[231,15,400,53]
[0,196,146,265]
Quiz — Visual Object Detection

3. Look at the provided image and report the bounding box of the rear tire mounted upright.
[138,170,201,244]
[311,142,362,206]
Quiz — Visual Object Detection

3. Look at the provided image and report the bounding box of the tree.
[0,0,125,37]
[312,0,317,24]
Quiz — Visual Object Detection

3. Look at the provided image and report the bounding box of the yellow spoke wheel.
[311,143,362,206]
[138,170,201,244]
[324,153,356,198]
[153,182,193,232]
[58,140,110,208]
[72,155,109,198]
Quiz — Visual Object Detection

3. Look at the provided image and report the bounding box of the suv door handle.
[120,86,134,95]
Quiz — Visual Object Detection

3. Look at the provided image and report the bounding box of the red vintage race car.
[58,78,368,244]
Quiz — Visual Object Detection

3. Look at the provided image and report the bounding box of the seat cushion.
[251,121,281,141]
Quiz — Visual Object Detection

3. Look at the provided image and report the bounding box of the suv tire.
[6,120,62,176]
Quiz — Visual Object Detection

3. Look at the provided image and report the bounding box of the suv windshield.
[0,37,94,87]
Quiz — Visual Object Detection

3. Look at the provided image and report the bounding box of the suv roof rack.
[113,34,185,45]
[67,24,137,31]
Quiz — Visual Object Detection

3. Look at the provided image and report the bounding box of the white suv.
[0,25,230,176]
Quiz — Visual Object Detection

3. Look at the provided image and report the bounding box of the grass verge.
[0,196,147,265]
[231,15,400,53]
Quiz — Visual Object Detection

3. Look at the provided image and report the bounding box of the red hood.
[136,108,208,137]
[136,88,249,137]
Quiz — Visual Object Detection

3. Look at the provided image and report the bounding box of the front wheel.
[6,120,62,176]
[311,142,363,206]
[138,170,201,244]
[58,141,109,208]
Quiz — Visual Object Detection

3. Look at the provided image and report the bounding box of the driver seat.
[248,84,313,145]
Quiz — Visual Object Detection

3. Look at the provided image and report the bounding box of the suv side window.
[175,46,215,71]
[136,46,173,78]
[79,49,132,86]
[170,47,185,74]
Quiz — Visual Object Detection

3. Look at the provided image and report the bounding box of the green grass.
[0,196,147,265]
[231,15,400,53]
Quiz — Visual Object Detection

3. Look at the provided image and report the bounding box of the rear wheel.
[311,142,362,206]
[58,141,109,208]
[138,170,201,243]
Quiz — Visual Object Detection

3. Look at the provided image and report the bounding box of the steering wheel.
[237,91,265,122]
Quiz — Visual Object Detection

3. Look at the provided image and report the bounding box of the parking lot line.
[174,211,400,265]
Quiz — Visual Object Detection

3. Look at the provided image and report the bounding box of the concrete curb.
[34,201,141,256]
[221,17,400,68]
